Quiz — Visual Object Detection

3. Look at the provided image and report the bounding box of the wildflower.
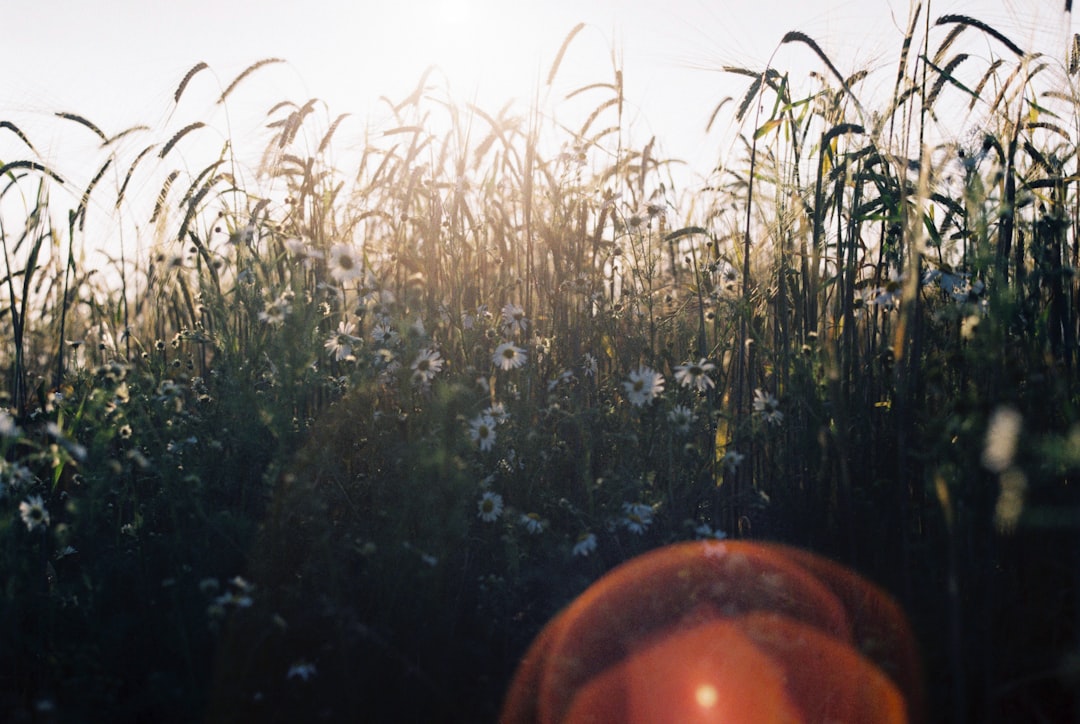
[484,402,509,425]
[535,336,552,359]
[572,532,598,557]
[582,353,598,377]
[19,495,49,531]
[469,414,497,451]
[0,460,36,491]
[623,366,665,407]
[213,576,254,609]
[721,449,745,473]
[328,243,363,283]
[501,303,528,335]
[282,237,306,255]
[283,237,323,264]
[226,222,255,246]
[673,358,716,392]
[872,268,904,310]
[258,295,291,326]
[752,389,783,426]
[373,348,400,375]
[118,424,133,440]
[621,502,654,535]
[166,436,199,454]
[477,491,504,522]
[547,369,575,391]
[0,410,19,438]
[370,322,399,347]
[95,361,129,384]
[519,513,547,535]
[493,342,527,371]
[667,404,696,434]
[324,321,360,362]
[410,348,444,385]
[287,661,317,682]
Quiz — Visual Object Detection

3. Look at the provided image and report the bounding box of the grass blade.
[175,61,209,103]
[159,122,206,159]
[1,121,36,153]
[218,58,285,104]
[54,112,107,142]
[547,22,586,86]
[935,14,1025,57]
[0,160,65,184]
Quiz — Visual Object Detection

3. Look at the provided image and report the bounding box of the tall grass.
[0,5,1078,722]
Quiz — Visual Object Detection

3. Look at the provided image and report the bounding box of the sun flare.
[436,0,473,26]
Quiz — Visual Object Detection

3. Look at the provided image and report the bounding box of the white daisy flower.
[469,414,497,451]
[667,404,696,434]
[477,491,504,522]
[324,321,360,362]
[493,342,527,371]
[0,409,19,438]
[621,502,654,535]
[501,303,528,335]
[519,513,547,535]
[721,449,745,473]
[258,296,291,326]
[582,353,598,378]
[673,358,716,392]
[871,267,904,310]
[484,402,509,425]
[19,495,49,531]
[572,532,597,557]
[370,322,399,347]
[328,243,363,283]
[1,460,36,491]
[410,348,444,385]
[547,369,575,391]
[752,389,784,426]
[623,366,665,407]
[286,661,317,682]
[283,237,323,263]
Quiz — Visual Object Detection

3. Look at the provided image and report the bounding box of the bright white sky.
[1,0,1076,207]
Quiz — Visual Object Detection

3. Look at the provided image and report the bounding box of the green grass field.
[1,6,1078,722]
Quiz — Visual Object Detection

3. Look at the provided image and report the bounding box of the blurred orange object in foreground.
[501,541,923,724]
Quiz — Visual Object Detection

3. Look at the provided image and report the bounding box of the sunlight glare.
[437,0,472,26]
[694,683,719,709]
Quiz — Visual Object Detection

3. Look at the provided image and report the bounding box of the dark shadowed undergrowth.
[1,5,1079,722]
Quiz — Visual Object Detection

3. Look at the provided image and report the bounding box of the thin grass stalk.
[3,183,49,413]
[729,69,773,534]
[54,211,77,388]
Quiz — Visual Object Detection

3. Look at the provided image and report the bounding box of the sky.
[1,0,1076,221]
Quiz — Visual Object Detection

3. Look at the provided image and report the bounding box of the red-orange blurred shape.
[501,541,923,724]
